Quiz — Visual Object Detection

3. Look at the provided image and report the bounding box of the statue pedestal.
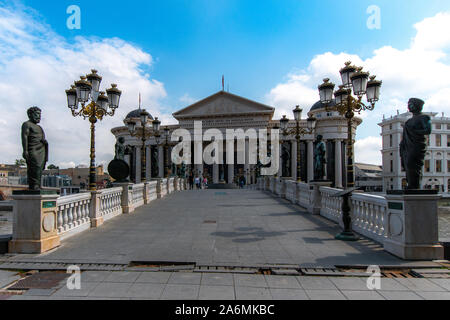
[9,191,61,254]
[384,190,444,260]
[310,181,332,215]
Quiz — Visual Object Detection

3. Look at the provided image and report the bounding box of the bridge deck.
[6,190,438,268]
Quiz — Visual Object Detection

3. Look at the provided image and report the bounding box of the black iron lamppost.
[66,70,122,191]
[280,107,317,182]
[163,126,171,178]
[318,62,382,188]
[125,111,161,183]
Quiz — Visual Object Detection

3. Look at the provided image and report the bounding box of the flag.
[139,92,141,109]
[222,75,224,91]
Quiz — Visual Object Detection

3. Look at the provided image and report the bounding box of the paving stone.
[23,289,57,296]
[168,273,202,285]
[136,272,173,284]
[341,290,385,300]
[265,275,302,289]
[378,291,424,300]
[88,282,133,298]
[104,271,141,283]
[394,278,447,292]
[235,286,272,300]
[161,284,200,300]
[428,279,450,291]
[269,288,309,300]
[329,277,371,291]
[125,283,165,299]
[377,278,411,291]
[234,274,267,288]
[201,273,234,286]
[54,282,99,297]
[296,277,337,290]
[305,290,347,300]
[81,271,112,283]
[415,291,450,300]
[198,285,235,300]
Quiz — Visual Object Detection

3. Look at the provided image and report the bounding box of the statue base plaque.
[9,191,60,254]
[384,190,444,260]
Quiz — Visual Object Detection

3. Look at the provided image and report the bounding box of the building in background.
[0,164,27,186]
[44,165,109,190]
[379,111,450,193]
[355,163,383,192]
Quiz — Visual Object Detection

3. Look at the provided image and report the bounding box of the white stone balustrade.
[285,181,297,203]
[99,187,123,221]
[132,183,145,208]
[168,177,175,194]
[319,186,344,225]
[57,193,92,240]
[297,182,313,211]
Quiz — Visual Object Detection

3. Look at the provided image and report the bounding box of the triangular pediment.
[173,91,275,119]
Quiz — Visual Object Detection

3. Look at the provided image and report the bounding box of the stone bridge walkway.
[5,190,440,268]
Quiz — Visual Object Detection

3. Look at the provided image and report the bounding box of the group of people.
[188,175,208,190]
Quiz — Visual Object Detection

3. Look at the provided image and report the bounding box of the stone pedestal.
[114,182,134,214]
[90,191,104,227]
[384,190,444,260]
[310,181,332,215]
[9,191,61,254]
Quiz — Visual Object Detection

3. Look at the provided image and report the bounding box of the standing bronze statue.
[314,135,326,180]
[21,107,48,191]
[400,98,432,190]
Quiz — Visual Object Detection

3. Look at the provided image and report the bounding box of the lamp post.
[163,127,171,178]
[66,70,122,191]
[318,62,382,188]
[125,111,161,183]
[279,107,317,182]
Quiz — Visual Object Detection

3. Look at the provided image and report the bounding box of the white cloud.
[355,136,382,165]
[266,11,450,165]
[0,3,172,169]
[179,93,197,105]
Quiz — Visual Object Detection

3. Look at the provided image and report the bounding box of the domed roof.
[310,100,336,112]
[125,109,154,120]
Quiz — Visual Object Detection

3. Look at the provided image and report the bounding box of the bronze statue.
[400,98,432,190]
[314,135,326,180]
[281,142,291,177]
[21,107,48,191]
[114,137,127,161]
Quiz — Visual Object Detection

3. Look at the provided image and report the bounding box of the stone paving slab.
[5,190,432,269]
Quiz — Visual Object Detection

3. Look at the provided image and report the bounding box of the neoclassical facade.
[111,91,361,187]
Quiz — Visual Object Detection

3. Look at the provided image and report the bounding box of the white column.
[228,164,234,184]
[135,147,141,183]
[291,140,297,180]
[244,139,250,181]
[307,140,314,182]
[158,145,164,178]
[335,140,343,188]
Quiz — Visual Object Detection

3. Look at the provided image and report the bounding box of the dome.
[125,109,154,120]
[310,100,336,112]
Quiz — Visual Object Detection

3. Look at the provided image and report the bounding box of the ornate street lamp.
[164,126,171,178]
[66,70,122,191]
[279,107,317,182]
[125,110,161,183]
[318,62,382,188]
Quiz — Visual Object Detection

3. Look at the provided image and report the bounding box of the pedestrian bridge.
[3,177,442,269]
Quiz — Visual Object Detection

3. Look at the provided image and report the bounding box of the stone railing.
[99,187,123,221]
[285,181,297,203]
[298,182,313,210]
[351,192,388,244]
[57,193,92,240]
[319,186,344,225]
[132,183,145,208]
[168,177,175,194]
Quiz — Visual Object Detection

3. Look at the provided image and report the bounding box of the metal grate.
[8,272,69,290]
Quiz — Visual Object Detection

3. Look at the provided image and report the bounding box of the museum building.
[111,91,361,187]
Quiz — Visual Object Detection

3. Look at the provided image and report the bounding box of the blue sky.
[2,0,450,166]
[22,0,450,106]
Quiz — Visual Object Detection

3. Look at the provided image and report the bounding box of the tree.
[47,164,60,170]
[15,159,26,167]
